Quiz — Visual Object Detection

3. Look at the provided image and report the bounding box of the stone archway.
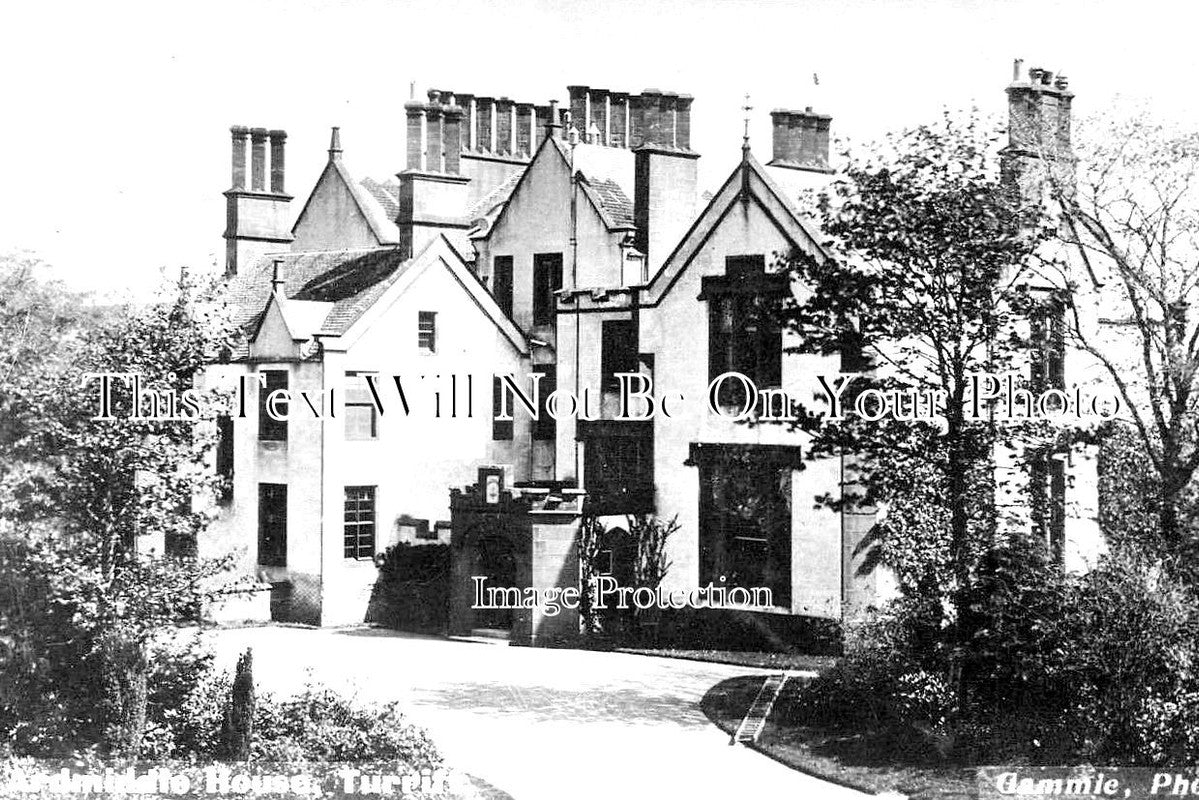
[449,469,586,646]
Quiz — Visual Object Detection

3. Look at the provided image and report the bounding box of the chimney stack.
[250,128,268,191]
[767,107,833,173]
[496,97,514,155]
[230,126,249,189]
[631,86,699,275]
[1003,59,1075,202]
[443,104,464,175]
[223,125,293,276]
[268,130,286,193]
[405,102,425,170]
[476,97,495,152]
[516,102,534,156]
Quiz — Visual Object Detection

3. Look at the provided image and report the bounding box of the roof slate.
[224,247,411,341]
[360,177,400,220]
[582,175,635,229]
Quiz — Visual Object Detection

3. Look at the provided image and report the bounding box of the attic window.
[418,311,437,353]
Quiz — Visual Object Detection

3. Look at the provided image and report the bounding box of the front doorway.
[474,534,518,633]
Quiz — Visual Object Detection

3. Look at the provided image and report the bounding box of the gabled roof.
[291,155,399,245]
[641,148,829,307]
[579,175,634,230]
[466,169,523,234]
[551,138,638,233]
[226,247,412,343]
[224,238,527,359]
[360,177,400,220]
[333,236,529,356]
[479,136,639,241]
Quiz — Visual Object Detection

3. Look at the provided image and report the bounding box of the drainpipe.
[569,124,582,485]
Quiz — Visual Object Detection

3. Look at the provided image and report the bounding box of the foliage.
[136,641,441,766]
[367,543,450,633]
[1050,113,1199,553]
[219,649,255,761]
[798,543,1199,764]
[578,514,676,639]
[251,682,442,766]
[782,110,1053,664]
[0,260,249,756]
[627,514,677,596]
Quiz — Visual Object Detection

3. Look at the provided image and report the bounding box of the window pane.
[345,372,377,440]
[418,311,436,352]
[533,253,563,326]
[258,370,288,441]
[216,415,234,503]
[343,486,376,559]
[345,405,376,440]
[602,320,637,389]
[257,483,287,566]
[492,377,514,441]
[533,366,556,441]
[493,256,514,317]
[698,453,790,607]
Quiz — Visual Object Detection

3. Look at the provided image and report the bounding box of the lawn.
[701,675,978,800]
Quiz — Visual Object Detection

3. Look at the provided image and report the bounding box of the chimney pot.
[1013,58,1024,82]
[249,128,268,191]
[230,126,249,190]
[476,97,495,151]
[443,104,464,174]
[425,103,444,172]
[268,129,287,194]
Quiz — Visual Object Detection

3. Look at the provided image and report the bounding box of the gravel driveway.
[205,626,869,800]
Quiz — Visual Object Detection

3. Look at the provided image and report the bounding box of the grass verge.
[700,676,977,800]
[615,647,836,672]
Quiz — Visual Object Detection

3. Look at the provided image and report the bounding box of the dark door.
[475,535,517,630]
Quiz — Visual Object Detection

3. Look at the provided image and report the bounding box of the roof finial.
[328,126,342,160]
[741,93,753,156]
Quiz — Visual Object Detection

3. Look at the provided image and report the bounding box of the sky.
[2,0,1195,297]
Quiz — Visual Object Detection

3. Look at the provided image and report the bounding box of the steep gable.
[292,150,399,250]
[642,149,828,307]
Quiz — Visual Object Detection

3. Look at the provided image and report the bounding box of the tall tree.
[781,111,1051,667]
[1,264,247,756]
[1048,114,1199,558]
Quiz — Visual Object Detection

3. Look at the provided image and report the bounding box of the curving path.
[205,626,869,800]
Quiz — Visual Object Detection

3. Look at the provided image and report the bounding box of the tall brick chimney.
[223,125,293,277]
[631,87,699,275]
[767,107,833,173]
[1002,59,1075,203]
[397,91,470,259]
[427,86,546,209]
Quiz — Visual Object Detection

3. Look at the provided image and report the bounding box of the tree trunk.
[98,632,148,757]
[945,413,973,717]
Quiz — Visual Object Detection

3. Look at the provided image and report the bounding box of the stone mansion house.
[201,66,1101,639]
